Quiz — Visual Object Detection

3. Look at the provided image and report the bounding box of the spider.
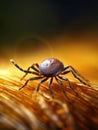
[10,58,91,98]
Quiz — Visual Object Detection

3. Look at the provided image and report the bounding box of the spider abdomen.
[39,58,64,77]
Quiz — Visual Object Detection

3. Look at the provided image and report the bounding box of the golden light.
[0,69,10,75]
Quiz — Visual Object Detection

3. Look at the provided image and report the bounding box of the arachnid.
[10,58,91,98]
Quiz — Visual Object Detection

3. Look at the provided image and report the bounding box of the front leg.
[10,59,39,80]
[21,63,40,80]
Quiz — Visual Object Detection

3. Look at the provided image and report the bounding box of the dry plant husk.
[0,75,98,130]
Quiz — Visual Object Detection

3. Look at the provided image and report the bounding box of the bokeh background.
[0,1,98,84]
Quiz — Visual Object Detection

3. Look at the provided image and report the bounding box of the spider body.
[39,58,64,77]
[10,58,90,98]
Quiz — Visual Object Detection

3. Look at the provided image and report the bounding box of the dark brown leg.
[10,59,40,80]
[10,59,33,74]
[36,77,49,92]
[63,65,89,81]
[21,63,40,80]
[30,63,39,72]
[19,76,43,90]
[58,76,78,96]
[48,77,54,98]
[62,65,91,87]
[55,77,69,99]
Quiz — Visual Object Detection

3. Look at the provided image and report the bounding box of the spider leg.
[10,59,38,74]
[36,77,49,92]
[55,77,69,99]
[58,76,78,96]
[48,77,54,98]
[63,65,89,82]
[62,65,91,87]
[10,59,40,80]
[30,63,39,72]
[19,76,43,90]
[21,63,40,80]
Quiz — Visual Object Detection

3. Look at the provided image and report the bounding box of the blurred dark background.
[0,0,98,47]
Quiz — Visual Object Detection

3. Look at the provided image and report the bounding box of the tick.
[10,58,90,98]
